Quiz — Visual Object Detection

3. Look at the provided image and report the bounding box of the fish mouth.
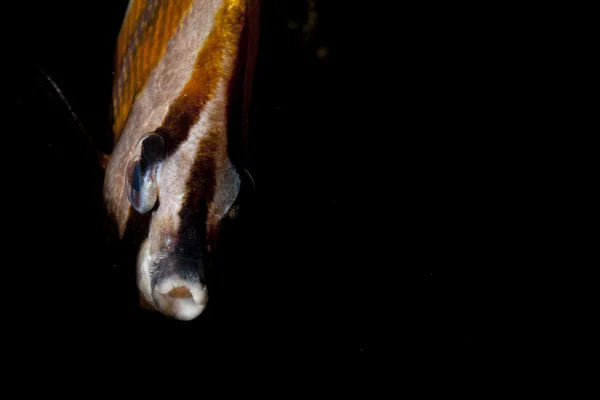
[152,275,208,321]
[146,255,208,321]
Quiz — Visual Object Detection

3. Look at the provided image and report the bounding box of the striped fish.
[103,0,260,320]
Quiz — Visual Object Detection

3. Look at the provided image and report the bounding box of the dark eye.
[141,133,165,165]
[129,160,142,192]
[125,133,165,214]
[126,158,158,214]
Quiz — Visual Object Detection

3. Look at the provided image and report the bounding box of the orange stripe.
[131,0,144,94]
[135,29,142,94]
[163,1,174,48]
[115,5,128,68]
[158,0,247,148]
[150,4,165,71]
[132,0,143,32]
[113,0,197,138]
[115,0,144,96]
[142,16,151,82]
[121,0,141,69]
[115,0,146,135]
[115,1,137,87]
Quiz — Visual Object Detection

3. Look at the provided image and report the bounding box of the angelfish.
[102,0,259,320]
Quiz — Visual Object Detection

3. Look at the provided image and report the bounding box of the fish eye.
[141,133,165,165]
[126,157,158,214]
[125,133,166,214]
[126,159,146,212]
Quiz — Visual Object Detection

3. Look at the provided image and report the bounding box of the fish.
[102,0,260,320]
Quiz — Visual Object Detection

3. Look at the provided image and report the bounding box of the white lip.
[153,276,208,321]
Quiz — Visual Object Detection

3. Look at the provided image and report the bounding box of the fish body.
[103,0,259,320]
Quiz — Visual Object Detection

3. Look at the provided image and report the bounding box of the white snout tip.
[153,277,208,321]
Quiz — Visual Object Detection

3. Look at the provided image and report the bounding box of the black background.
[5,0,527,380]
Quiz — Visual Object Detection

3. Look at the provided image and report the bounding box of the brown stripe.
[176,1,248,246]
[156,0,247,153]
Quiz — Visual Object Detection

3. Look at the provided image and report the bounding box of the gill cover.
[126,133,165,213]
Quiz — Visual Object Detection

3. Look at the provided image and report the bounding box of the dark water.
[7,0,520,380]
